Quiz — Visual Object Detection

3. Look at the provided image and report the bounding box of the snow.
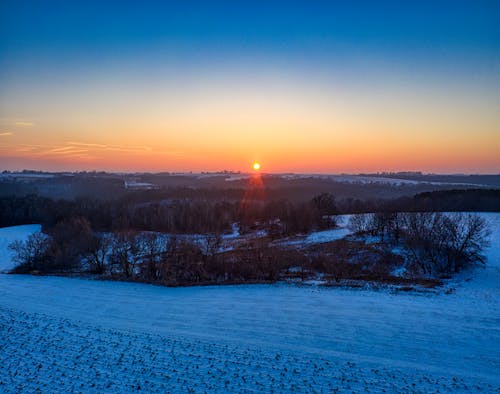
[0,173,55,179]
[304,227,351,244]
[0,213,499,392]
[224,174,251,181]
[333,174,422,185]
[222,223,240,239]
[279,173,489,187]
[0,224,41,273]
[302,279,327,285]
[276,215,353,246]
[124,180,156,189]
[391,266,407,277]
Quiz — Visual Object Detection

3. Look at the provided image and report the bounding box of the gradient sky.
[1,1,499,173]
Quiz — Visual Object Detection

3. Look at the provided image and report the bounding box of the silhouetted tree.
[399,212,490,276]
[8,232,49,273]
[83,233,111,274]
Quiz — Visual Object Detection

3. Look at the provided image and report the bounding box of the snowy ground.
[276,174,490,187]
[274,214,353,247]
[1,214,499,393]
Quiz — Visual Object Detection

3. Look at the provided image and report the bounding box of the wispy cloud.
[105,145,152,153]
[66,141,107,148]
[66,141,151,153]
[15,121,34,127]
[49,146,89,154]
[0,131,13,136]
[1,140,177,164]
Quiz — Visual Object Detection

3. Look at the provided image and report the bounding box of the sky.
[0,1,499,173]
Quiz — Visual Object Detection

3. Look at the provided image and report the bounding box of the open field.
[0,213,499,393]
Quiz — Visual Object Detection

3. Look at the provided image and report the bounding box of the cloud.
[49,146,89,154]
[66,141,151,153]
[66,141,107,148]
[7,143,93,162]
[0,131,13,136]
[15,121,34,127]
[105,145,152,153]
[3,140,177,163]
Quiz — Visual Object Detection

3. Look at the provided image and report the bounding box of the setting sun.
[252,162,261,171]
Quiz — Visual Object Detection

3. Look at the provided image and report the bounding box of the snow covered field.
[0,214,499,393]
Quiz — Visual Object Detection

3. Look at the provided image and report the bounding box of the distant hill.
[358,173,500,188]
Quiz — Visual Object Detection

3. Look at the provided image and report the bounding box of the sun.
[252,162,261,171]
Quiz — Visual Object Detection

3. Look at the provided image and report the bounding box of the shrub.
[8,232,50,273]
[399,212,490,276]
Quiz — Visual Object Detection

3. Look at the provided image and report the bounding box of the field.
[1,214,499,393]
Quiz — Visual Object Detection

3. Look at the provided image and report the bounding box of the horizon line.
[2,169,500,177]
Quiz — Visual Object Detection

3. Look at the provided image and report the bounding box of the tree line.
[9,211,490,284]
[3,188,495,285]
[1,188,498,232]
[8,216,304,285]
[348,212,490,276]
[0,192,338,235]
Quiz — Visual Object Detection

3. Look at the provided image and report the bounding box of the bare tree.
[83,233,111,274]
[138,232,164,281]
[203,232,223,260]
[443,213,490,272]
[399,212,490,276]
[8,232,49,273]
[348,213,373,234]
[109,231,141,278]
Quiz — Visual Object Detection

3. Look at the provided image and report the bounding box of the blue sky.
[2,1,498,72]
[0,1,499,172]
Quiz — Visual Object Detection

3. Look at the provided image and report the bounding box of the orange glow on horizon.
[0,71,499,174]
